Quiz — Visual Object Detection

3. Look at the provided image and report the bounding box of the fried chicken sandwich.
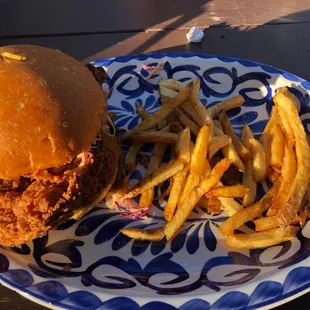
[0,45,120,246]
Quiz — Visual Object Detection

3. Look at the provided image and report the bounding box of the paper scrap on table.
[186,27,204,43]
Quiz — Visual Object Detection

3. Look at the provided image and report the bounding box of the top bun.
[0,45,107,180]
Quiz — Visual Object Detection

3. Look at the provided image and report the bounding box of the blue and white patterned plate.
[0,53,310,310]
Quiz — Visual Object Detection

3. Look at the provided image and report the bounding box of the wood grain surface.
[0,0,310,309]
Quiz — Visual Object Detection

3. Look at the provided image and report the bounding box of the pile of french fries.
[113,78,310,249]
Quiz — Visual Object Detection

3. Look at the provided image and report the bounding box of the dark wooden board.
[2,22,310,80]
[1,0,310,37]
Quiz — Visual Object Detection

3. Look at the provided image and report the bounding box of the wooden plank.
[2,23,310,80]
[1,0,310,37]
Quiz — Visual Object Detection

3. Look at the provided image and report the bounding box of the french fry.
[175,108,200,136]
[208,96,245,118]
[267,142,296,216]
[190,79,214,137]
[270,124,285,169]
[164,166,189,221]
[207,196,222,213]
[260,107,278,167]
[165,158,231,240]
[121,227,165,241]
[249,138,267,182]
[124,143,143,172]
[159,86,178,99]
[140,142,168,208]
[139,189,155,209]
[214,126,245,171]
[254,216,278,231]
[267,166,280,183]
[219,178,281,236]
[190,126,210,174]
[206,184,249,198]
[178,126,210,204]
[129,131,179,144]
[175,127,191,164]
[159,79,185,91]
[181,102,204,126]
[208,135,231,160]
[196,197,209,209]
[241,123,254,149]
[200,158,232,193]
[122,82,192,140]
[124,160,184,199]
[240,124,257,206]
[273,88,310,227]
[164,186,205,240]
[218,110,251,160]
[242,160,257,206]
[135,102,150,120]
[226,226,298,249]
[217,196,242,216]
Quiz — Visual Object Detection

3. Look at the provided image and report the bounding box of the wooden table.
[0,1,309,309]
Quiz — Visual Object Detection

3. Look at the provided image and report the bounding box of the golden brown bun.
[0,45,107,179]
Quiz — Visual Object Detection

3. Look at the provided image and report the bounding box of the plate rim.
[1,51,309,310]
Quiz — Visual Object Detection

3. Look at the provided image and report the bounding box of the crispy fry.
[164,186,204,240]
[129,131,179,144]
[139,189,155,208]
[191,126,210,174]
[178,127,210,204]
[175,127,191,164]
[122,83,192,140]
[196,197,209,209]
[226,226,298,249]
[219,178,281,236]
[164,166,189,221]
[200,158,232,193]
[214,127,245,171]
[260,107,278,167]
[241,123,254,149]
[159,79,185,91]
[165,159,231,240]
[190,79,214,137]
[121,227,165,241]
[267,142,296,216]
[159,86,178,99]
[273,88,310,227]
[207,196,222,213]
[208,135,231,160]
[270,124,285,169]
[267,166,280,183]
[135,102,150,120]
[181,102,204,126]
[125,143,143,172]
[208,96,245,118]
[242,160,257,206]
[217,196,242,216]
[175,108,200,136]
[206,184,249,198]
[124,160,184,199]
[254,216,278,231]
[249,138,267,182]
[140,142,168,208]
[219,110,251,160]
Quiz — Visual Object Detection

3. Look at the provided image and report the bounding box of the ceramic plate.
[0,53,310,310]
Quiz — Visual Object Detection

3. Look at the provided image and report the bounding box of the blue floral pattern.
[0,53,310,309]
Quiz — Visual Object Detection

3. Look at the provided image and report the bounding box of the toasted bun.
[0,45,107,180]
